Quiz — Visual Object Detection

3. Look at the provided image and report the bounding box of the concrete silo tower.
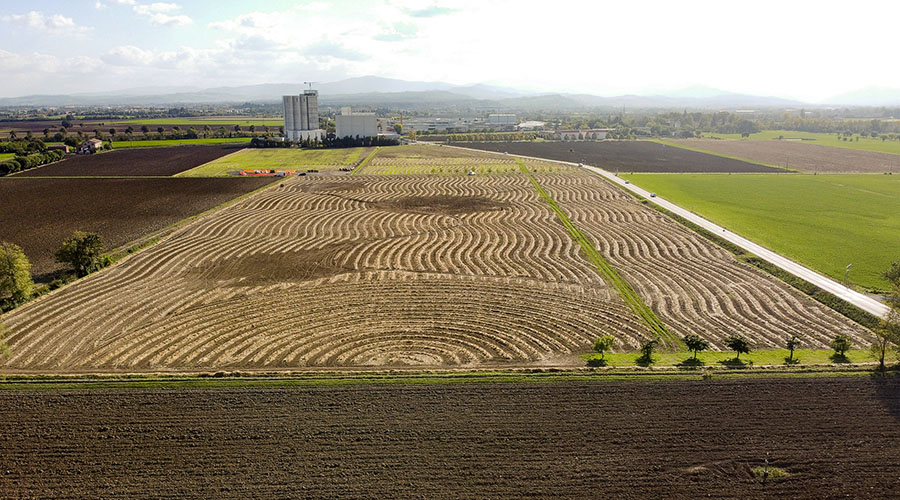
[282,89,324,142]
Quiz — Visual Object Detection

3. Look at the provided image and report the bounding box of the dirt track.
[2,376,899,499]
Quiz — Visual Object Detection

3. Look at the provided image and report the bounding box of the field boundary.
[0,364,888,390]
[652,139,799,172]
[517,158,675,344]
[351,146,380,174]
[174,147,248,177]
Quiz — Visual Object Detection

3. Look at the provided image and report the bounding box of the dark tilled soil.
[16,145,242,177]
[0,177,274,282]
[458,141,785,173]
[1,376,898,499]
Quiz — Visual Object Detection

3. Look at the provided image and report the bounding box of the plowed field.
[0,177,274,282]
[459,140,784,172]
[2,376,899,499]
[15,145,241,177]
[0,146,868,372]
[671,138,900,173]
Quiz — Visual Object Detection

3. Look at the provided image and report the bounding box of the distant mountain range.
[0,75,895,109]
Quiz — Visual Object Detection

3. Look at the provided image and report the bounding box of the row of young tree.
[0,233,109,312]
[0,149,66,175]
[445,132,539,142]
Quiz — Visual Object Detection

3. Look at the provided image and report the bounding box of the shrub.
[637,338,658,365]
[55,231,109,277]
[592,335,615,362]
[830,334,852,357]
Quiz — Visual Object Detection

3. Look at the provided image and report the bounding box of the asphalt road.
[439,143,890,319]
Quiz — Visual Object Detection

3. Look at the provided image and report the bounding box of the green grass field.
[114,138,249,148]
[584,348,879,367]
[115,118,283,126]
[178,147,369,177]
[621,173,900,291]
[702,130,900,155]
[0,153,15,161]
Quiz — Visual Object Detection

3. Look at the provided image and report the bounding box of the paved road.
[438,143,890,318]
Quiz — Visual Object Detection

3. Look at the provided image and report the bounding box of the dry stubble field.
[0,145,869,373]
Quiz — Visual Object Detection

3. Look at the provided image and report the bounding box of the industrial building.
[335,107,377,139]
[283,90,325,142]
[487,113,517,130]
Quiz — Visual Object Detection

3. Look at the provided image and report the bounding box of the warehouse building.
[335,107,377,139]
[283,90,325,141]
[487,113,517,130]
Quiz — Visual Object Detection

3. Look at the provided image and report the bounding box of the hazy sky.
[2,0,898,101]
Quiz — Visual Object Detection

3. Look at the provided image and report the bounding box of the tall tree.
[0,242,34,311]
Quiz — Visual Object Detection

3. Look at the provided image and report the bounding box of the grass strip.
[351,146,380,174]
[0,365,885,391]
[638,199,881,329]
[652,139,798,173]
[517,159,675,344]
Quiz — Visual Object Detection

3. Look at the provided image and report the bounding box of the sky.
[2,0,899,102]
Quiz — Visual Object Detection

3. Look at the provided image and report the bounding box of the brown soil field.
[0,146,867,372]
[672,138,900,173]
[2,376,899,499]
[459,140,785,173]
[15,145,242,177]
[0,177,274,282]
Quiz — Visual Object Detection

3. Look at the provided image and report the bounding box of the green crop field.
[0,153,15,161]
[702,130,900,155]
[178,147,369,177]
[114,138,249,148]
[115,118,283,126]
[621,173,900,291]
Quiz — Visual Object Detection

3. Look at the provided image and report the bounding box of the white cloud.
[95,2,107,9]
[112,0,136,4]
[102,45,156,66]
[133,2,192,26]
[0,11,91,36]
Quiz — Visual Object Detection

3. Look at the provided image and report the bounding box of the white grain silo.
[282,89,324,142]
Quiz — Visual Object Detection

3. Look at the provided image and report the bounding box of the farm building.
[335,107,377,139]
[77,138,103,154]
[283,90,325,142]
[47,144,70,153]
